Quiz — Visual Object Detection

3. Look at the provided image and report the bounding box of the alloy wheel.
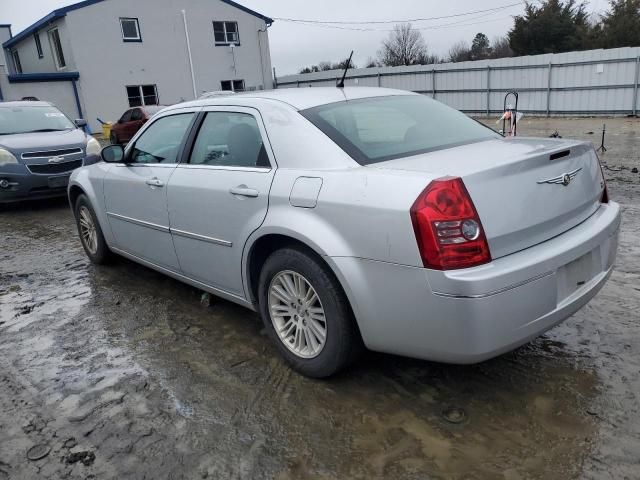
[78,206,98,255]
[268,270,327,359]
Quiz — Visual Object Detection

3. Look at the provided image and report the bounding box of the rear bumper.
[331,202,621,363]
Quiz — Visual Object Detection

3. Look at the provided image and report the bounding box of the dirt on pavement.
[0,117,639,479]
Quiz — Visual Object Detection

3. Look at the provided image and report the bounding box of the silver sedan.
[68,87,620,377]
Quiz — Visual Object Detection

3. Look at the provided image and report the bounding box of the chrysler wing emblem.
[48,156,66,164]
[537,168,582,186]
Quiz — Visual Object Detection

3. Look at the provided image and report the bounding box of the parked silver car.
[68,87,620,377]
[0,101,100,203]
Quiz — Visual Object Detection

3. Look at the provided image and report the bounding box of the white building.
[0,0,273,131]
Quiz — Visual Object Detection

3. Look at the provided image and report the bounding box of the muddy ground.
[0,117,638,479]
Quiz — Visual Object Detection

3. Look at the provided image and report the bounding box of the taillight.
[410,177,491,270]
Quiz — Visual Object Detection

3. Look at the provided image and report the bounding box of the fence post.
[432,69,437,99]
[486,65,491,116]
[377,72,381,87]
[546,62,552,117]
[633,56,639,116]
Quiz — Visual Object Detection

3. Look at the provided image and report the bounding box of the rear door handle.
[145,178,164,187]
[229,186,259,198]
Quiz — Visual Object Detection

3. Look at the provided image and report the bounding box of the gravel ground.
[0,117,638,479]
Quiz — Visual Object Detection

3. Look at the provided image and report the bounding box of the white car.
[68,87,620,377]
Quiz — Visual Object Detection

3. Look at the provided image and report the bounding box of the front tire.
[74,194,113,264]
[110,131,119,145]
[258,247,361,378]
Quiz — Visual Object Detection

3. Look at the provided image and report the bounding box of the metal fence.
[276,46,640,116]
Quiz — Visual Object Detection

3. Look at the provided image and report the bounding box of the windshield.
[301,95,499,165]
[0,105,76,135]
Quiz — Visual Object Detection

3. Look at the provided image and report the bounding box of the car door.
[104,110,197,270]
[166,107,276,297]
[114,109,132,141]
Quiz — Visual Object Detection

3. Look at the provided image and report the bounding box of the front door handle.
[145,178,164,188]
[229,186,259,198]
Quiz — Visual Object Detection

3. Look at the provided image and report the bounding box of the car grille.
[21,148,84,159]
[27,160,83,175]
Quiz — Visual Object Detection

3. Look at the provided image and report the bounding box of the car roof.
[0,101,54,108]
[167,87,417,112]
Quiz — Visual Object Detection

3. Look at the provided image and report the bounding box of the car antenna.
[336,51,354,88]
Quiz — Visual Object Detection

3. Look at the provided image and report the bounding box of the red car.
[110,106,164,145]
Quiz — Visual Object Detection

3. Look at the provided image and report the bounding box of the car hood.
[0,129,88,151]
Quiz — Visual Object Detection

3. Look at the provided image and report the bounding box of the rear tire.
[74,194,113,265]
[258,247,362,378]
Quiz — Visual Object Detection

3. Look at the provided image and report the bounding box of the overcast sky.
[0,0,610,76]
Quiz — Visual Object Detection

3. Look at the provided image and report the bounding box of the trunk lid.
[372,137,605,259]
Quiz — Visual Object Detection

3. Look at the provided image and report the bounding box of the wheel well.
[68,185,85,210]
[247,234,345,306]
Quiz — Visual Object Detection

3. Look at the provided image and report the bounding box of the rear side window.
[301,95,498,165]
[188,112,270,168]
[129,113,194,164]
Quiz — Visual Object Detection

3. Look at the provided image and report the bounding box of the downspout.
[257,21,271,90]
[181,10,197,99]
[71,79,91,134]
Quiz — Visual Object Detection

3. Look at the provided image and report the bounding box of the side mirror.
[75,119,87,128]
[101,144,125,163]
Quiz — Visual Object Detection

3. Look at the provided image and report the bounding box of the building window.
[126,85,158,107]
[34,33,43,58]
[213,21,239,45]
[120,18,142,42]
[12,50,22,74]
[220,80,245,92]
[48,28,66,69]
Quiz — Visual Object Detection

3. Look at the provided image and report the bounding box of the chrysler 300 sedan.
[68,87,620,377]
[0,101,100,203]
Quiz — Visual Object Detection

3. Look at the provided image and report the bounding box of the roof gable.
[3,0,272,49]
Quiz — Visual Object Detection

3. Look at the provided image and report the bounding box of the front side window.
[12,50,22,74]
[48,28,66,69]
[0,105,75,135]
[34,33,43,58]
[301,95,499,165]
[129,113,194,164]
[220,79,244,92]
[126,85,158,107]
[213,21,239,45]
[189,112,269,168]
[120,17,141,42]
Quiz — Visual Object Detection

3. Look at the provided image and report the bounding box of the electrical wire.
[272,2,522,25]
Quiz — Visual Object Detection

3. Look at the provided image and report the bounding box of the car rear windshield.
[300,95,499,165]
[0,105,76,135]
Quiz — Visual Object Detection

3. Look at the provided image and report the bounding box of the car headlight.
[0,148,18,166]
[85,137,102,157]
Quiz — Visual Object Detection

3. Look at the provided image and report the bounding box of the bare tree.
[489,36,514,59]
[378,23,432,66]
[448,40,472,62]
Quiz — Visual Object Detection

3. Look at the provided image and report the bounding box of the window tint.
[213,21,239,45]
[189,112,269,168]
[12,50,22,74]
[48,28,65,69]
[130,108,143,121]
[126,84,158,107]
[120,18,141,41]
[130,113,194,164]
[34,33,43,58]
[301,95,499,165]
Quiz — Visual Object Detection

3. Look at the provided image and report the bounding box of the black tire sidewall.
[74,194,111,264]
[258,247,356,378]
[110,132,118,145]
